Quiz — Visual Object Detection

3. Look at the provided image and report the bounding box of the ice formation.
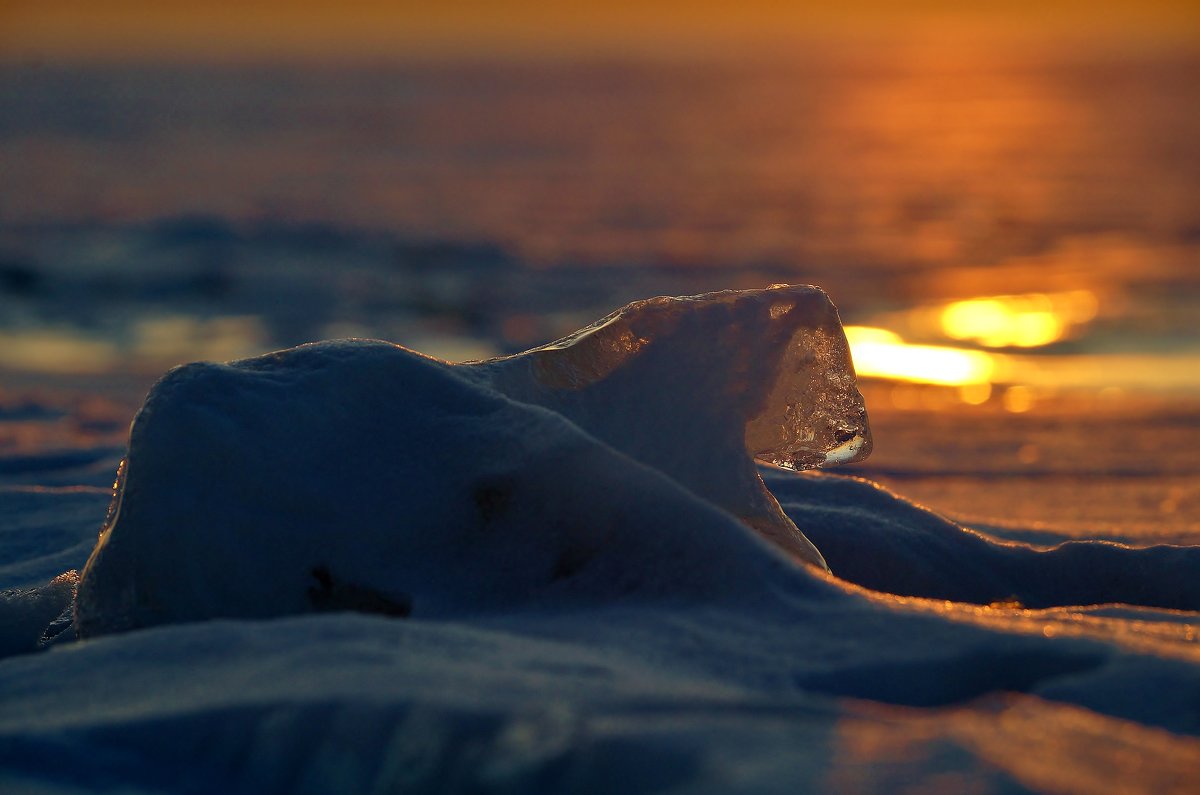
[476,285,872,568]
[74,285,870,636]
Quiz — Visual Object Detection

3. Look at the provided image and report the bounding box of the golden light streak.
[845,326,997,386]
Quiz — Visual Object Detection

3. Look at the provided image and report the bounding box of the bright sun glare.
[939,290,1098,348]
[845,290,1111,405]
[844,326,998,387]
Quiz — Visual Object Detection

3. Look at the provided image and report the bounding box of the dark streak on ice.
[473,479,513,524]
[307,565,412,619]
[552,543,595,582]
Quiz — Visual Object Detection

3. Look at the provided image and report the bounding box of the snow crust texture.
[74,285,870,636]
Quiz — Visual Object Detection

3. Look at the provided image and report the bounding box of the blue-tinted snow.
[2,303,1200,792]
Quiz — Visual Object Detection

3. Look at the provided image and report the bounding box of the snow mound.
[770,470,1200,611]
[75,286,869,636]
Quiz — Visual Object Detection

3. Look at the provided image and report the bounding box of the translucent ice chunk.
[479,284,872,569]
[485,285,870,467]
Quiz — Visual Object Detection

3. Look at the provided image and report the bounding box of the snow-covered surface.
[2,288,1200,793]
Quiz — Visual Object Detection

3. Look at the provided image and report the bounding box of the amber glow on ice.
[845,326,997,386]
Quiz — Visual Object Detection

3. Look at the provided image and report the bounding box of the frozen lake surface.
[2,47,1199,792]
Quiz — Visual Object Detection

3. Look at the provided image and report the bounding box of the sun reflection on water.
[847,313,1200,408]
[940,290,1099,348]
[845,326,1000,387]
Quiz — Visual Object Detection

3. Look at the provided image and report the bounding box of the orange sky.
[2,1,1198,61]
